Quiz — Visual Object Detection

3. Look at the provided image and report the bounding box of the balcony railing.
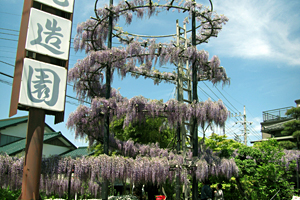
[263,106,293,122]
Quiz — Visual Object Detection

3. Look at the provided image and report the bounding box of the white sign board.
[25,8,72,60]
[34,0,75,13]
[292,196,300,200]
[19,58,67,112]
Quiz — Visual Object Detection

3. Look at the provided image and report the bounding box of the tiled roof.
[0,138,26,155]
[262,119,295,132]
[62,147,94,157]
[0,116,28,129]
[251,136,294,143]
[0,132,60,155]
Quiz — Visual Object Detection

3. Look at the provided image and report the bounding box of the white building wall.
[42,143,70,157]
[1,122,55,138]
[1,123,28,138]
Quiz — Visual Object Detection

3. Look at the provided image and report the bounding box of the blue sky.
[0,0,299,146]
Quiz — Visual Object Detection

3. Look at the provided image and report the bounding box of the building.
[254,99,300,147]
[0,116,91,157]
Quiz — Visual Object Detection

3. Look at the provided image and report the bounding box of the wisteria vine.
[64,0,233,196]
[1,148,299,197]
[0,150,237,197]
[67,97,228,146]
[69,0,229,101]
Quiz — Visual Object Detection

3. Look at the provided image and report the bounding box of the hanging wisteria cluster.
[69,42,230,100]
[74,0,228,51]
[67,97,228,146]
[0,150,239,197]
[67,0,230,149]
[2,148,299,197]
[282,149,300,171]
[69,0,229,101]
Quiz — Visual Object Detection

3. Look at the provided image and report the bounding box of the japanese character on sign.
[27,65,60,107]
[25,8,71,60]
[30,18,64,55]
[53,0,69,7]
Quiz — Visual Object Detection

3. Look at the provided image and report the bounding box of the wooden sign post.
[10,0,74,199]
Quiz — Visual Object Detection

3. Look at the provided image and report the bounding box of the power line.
[0,45,17,49]
[203,82,220,101]
[0,79,12,85]
[66,95,91,105]
[0,72,13,78]
[201,82,241,120]
[65,100,80,106]
[222,88,244,107]
[198,85,215,101]
[0,37,18,42]
[0,60,14,67]
[0,56,15,60]
[203,82,241,118]
[0,12,21,17]
[214,85,241,113]
[0,32,19,37]
[0,50,16,54]
[199,82,261,141]
[0,28,19,32]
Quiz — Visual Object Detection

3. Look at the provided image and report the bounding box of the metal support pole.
[176,124,181,200]
[297,158,299,194]
[191,1,198,199]
[176,19,183,200]
[243,106,247,146]
[18,108,45,200]
[102,0,113,199]
[104,0,113,156]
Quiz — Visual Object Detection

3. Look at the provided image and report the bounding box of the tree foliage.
[281,107,300,149]
[198,135,300,200]
[234,139,297,199]
[111,117,175,149]
[203,133,242,158]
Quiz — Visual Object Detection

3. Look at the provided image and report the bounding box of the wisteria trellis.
[2,0,236,197]
[66,0,232,195]
[69,0,230,101]
[68,0,230,146]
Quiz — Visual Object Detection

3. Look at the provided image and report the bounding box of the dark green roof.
[263,119,295,132]
[0,116,28,130]
[0,116,56,133]
[0,138,26,155]
[62,147,94,157]
[0,132,61,155]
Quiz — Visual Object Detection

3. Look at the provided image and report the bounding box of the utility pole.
[236,106,252,146]
[175,19,191,200]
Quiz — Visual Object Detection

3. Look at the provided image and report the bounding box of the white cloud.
[73,0,109,24]
[250,117,262,134]
[204,0,300,66]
